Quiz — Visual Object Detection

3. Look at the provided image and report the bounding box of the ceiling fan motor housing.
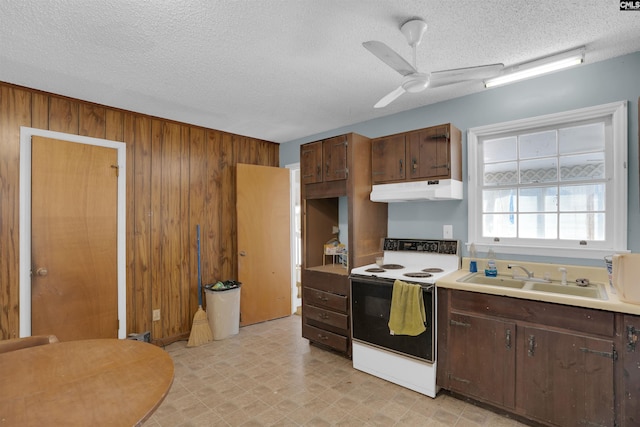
[402,73,429,92]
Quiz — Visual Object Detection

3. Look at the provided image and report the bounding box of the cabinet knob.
[36,268,48,277]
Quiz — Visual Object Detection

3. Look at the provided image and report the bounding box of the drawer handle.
[450,319,470,328]
[316,294,329,302]
[318,313,329,320]
[431,163,449,169]
[317,333,328,341]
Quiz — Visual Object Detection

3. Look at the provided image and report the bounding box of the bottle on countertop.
[469,243,477,272]
[485,248,497,277]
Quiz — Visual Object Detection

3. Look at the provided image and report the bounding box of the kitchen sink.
[457,272,608,300]
[458,273,525,289]
[527,281,607,300]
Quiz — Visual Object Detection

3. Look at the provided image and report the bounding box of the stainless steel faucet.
[507,264,534,278]
[507,264,551,283]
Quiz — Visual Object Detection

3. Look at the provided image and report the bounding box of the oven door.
[350,274,434,362]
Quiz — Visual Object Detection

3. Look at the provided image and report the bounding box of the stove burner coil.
[422,268,444,273]
[381,264,404,270]
[364,268,385,273]
[404,272,433,278]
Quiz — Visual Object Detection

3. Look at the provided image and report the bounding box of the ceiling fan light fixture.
[484,47,585,88]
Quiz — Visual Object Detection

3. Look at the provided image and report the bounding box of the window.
[467,101,627,259]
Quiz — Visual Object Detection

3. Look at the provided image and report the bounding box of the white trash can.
[205,285,241,340]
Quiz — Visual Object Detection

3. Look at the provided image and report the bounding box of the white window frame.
[467,101,628,259]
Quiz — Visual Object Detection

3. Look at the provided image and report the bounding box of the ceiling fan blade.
[429,63,504,88]
[374,86,406,108]
[363,41,417,76]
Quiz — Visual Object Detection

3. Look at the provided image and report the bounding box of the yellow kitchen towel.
[388,279,426,336]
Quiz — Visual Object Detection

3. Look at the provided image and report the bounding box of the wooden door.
[323,135,347,182]
[447,312,516,408]
[408,125,451,179]
[31,136,119,341]
[517,326,615,426]
[301,141,322,184]
[236,163,291,326]
[371,134,406,183]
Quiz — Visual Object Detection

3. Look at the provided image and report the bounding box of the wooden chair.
[0,335,59,354]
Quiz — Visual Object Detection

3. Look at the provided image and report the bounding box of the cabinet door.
[408,125,451,179]
[621,314,640,426]
[371,134,406,183]
[323,136,348,181]
[301,141,322,184]
[447,312,516,408]
[517,327,615,427]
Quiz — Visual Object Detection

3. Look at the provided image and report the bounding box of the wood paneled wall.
[0,82,279,343]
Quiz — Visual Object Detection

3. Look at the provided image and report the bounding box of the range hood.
[370,179,463,202]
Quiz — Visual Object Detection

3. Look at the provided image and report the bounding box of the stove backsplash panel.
[382,238,459,255]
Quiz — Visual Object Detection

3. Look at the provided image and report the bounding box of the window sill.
[465,242,629,260]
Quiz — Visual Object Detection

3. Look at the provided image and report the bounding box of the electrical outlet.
[152,309,160,321]
[443,225,453,239]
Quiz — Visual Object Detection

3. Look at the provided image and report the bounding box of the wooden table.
[0,338,174,426]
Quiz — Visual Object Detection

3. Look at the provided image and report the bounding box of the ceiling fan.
[364,19,504,108]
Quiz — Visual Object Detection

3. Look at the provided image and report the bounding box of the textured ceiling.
[0,1,639,143]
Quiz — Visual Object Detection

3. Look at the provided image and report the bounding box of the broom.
[187,224,213,347]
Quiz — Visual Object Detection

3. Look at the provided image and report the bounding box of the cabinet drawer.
[302,323,348,354]
[303,287,348,313]
[303,269,349,295]
[449,290,615,338]
[304,305,348,330]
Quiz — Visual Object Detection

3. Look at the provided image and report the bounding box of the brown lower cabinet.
[438,288,640,427]
[302,268,350,356]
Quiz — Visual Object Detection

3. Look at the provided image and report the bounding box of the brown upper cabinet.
[301,141,323,184]
[323,135,348,182]
[301,135,348,184]
[371,123,462,185]
[371,134,406,183]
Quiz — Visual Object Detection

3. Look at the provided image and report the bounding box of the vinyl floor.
[143,315,529,426]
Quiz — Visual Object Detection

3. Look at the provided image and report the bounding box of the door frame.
[286,162,300,315]
[18,127,127,338]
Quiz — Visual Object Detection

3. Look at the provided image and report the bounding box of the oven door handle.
[349,274,434,291]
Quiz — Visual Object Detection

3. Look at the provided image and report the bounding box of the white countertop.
[436,258,640,316]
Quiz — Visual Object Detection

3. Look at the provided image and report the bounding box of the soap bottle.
[469,243,477,272]
[485,248,497,277]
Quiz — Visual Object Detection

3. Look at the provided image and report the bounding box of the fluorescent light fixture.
[484,47,585,88]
